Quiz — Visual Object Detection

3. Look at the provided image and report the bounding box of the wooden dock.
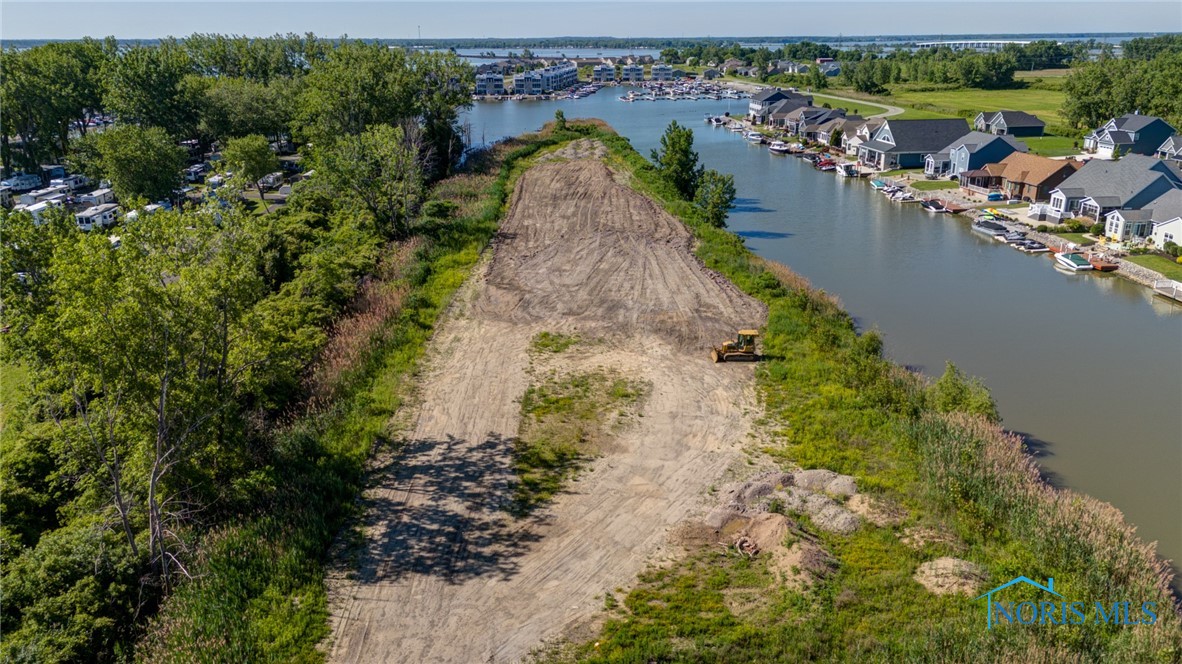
[1152,279,1182,302]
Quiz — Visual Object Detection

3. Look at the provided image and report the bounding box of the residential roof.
[1052,154,1182,208]
[751,88,789,103]
[986,152,1081,186]
[1159,134,1182,154]
[877,118,970,153]
[939,130,1027,155]
[991,110,1045,128]
[1143,188,1182,221]
[1111,113,1167,133]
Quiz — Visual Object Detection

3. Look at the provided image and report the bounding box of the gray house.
[748,88,812,124]
[1157,134,1182,163]
[1048,154,1182,220]
[925,131,1028,178]
[1083,113,1177,159]
[857,118,970,170]
[972,111,1046,137]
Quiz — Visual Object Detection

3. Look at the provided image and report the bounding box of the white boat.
[768,141,792,154]
[1055,252,1094,271]
[727,123,744,133]
[972,220,1008,236]
[836,163,859,177]
[744,131,765,144]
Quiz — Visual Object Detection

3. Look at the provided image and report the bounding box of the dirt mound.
[328,153,766,663]
[914,557,987,596]
[847,494,905,528]
[475,159,766,349]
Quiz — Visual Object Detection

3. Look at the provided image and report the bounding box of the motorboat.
[1018,240,1050,253]
[768,141,792,154]
[1055,252,1094,271]
[869,179,888,190]
[744,131,765,144]
[920,199,948,213]
[836,163,860,177]
[1001,231,1028,243]
[972,220,1008,236]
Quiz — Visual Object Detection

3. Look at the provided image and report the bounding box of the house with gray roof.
[1049,154,1182,220]
[856,118,970,170]
[1083,113,1177,159]
[842,118,885,156]
[972,110,1046,137]
[1104,188,1182,243]
[749,88,813,124]
[925,131,1028,178]
[1157,134,1182,163]
[765,96,815,127]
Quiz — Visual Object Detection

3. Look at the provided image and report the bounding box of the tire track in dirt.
[328,153,767,663]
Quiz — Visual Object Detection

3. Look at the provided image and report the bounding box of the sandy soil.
[327,152,766,663]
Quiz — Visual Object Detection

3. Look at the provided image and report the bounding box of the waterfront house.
[592,64,617,83]
[1083,113,1177,159]
[1157,134,1182,162]
[815,117,863,146]
[1048,154,1182,220]
[475,73,506,96]
[700,68,721,80]
[619,63,644,82]
[650,63,675,81]
[973,152,1082,202]
[925,131,1027,178]
[972,110,1046,137]
[75,203,120,231]
[765,97,814,128]
[818,62,842,77]
[842,118,885,156]
[748,88,812,124]
[796,109,851,142]
[857,118,970,171]
[1103,189,1182,243]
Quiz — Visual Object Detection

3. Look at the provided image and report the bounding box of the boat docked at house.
[1016,240,1051,253]
[768,141,792,155]
[1086,253,1120,271]
[920,198,948,213]
[727,122,745,133]
[869,179,888,190]
[972,220,1008,237]
[744,130,765,144]
[836,163,860,177]
[1055,252,1095,271]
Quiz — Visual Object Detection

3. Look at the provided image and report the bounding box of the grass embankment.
[541,125,1180,662]
[512,340,648,513]
[136,132,573,661]
[1053,232,1097,247]
[1126,254,1182,281]
[909,180,960,192]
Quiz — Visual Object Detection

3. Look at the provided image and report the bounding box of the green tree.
[199,77,291,142]
[808,65,828,90]
[694,169,737,228]
[103,43,202,137]
[222,134,279,198]
[73,125,186,203]
[829,129,844,148]
[314,124,423,237]
[651,121,703,200]
[929,362,999,421]
[554,109,567,131]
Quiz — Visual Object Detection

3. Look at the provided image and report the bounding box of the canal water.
[465,90,1182,575]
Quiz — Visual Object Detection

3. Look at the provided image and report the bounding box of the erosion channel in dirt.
[328,142,767,663]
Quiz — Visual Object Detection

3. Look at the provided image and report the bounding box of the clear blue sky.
[2,1,1180,40]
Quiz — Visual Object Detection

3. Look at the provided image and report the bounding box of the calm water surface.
[465,90,1182,575]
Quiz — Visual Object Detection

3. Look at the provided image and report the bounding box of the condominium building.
[475,73,506,96]
[620,63,644,82]
[650,63,674,81]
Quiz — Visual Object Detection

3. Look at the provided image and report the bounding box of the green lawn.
[882,86,1068,126]
[1052,232,1096,246]
[910,180,959,191]
[1126,254,1182,281]
[879,168,923,178]
[809,93,889,118]
[1021,134,1081,157]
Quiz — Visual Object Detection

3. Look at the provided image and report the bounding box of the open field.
[327,145,766,662]
[1126,254,1182,281]
[810,93,890,118]
[883,86,1069,126]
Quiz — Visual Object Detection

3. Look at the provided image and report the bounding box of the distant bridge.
[915,40,1033,50]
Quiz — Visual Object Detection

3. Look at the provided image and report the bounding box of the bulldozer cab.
[712,329,759,363]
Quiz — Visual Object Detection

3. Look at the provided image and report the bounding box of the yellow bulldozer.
[711,329,759,363]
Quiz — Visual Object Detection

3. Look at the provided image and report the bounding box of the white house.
[619,64,644,82]
[592,64,616,83]
[75,203,120,231]
[1103,189,1182,243]
[1151,217,1182,248]
[650,63,674,81]
[79,187,115,206]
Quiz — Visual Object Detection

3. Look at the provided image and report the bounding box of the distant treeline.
[1062,34,1182,129]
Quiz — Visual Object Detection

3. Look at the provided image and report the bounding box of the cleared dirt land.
[328,146,766,663]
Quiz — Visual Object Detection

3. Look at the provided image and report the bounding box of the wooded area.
[0,34,473,662]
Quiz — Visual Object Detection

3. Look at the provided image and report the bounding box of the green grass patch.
[531,331,580,354]
[1126,254,1182,281]
[809,93,889,118]
[511,369,647,514]
[883,86,1068,126]
[1052,232,1096,246]
[879,168,924,178]
[909,180,959,191]
[1022,134,1081,157]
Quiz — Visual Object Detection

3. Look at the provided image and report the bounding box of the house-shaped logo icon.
[974,576,1061,629]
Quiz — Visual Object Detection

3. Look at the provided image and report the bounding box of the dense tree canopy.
[1061,49,1182,129]
[70,125,187,203]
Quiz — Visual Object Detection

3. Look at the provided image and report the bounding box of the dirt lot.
[327,148,767,663]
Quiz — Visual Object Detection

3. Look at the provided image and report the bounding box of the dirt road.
[328,146,766,663]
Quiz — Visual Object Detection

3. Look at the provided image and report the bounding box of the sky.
[2,1,1180,41]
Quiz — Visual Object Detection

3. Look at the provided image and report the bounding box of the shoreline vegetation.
[515,121,1178,661]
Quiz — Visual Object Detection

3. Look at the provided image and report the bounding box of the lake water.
[464,90,1182,577]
